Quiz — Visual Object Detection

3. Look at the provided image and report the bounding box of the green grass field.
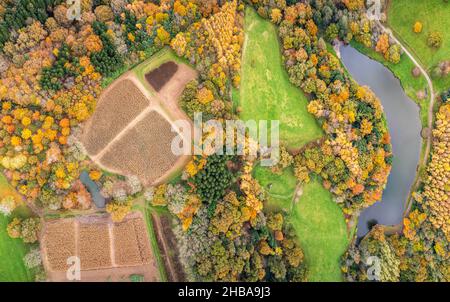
[0,174,34,281]
[292,179,349,281]
[236,7,323,149]
[254,166,349,281]
[253,165,297,212]
[387,0,450,92]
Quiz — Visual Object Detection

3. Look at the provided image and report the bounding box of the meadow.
[236,7,323,150]
[254,166,349,281]
[0,174,34,281]
[387,0,450,93]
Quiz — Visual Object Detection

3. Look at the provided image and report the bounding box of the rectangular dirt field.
[81,78,150,156]
[112,219,142,266]
[42,213,160,281]
[78,223,112,270]
[42,220,76,272]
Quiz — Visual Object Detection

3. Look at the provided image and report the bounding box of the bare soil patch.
[79,223,112,270]
[156,63,198,106]
[152,213,185,281]
[41,212,159,282]
[145,61,178,92]
[41,219,76,272]
[98,110,180,186]
[81,78,150,156]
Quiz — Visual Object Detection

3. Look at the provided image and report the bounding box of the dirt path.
[376,20,435,217]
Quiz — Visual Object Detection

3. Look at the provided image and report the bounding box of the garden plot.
[40,219,77,272]
[78,223,112,270]
[98,110,180,186]
[81,78,150,156]
[41,213,159,281]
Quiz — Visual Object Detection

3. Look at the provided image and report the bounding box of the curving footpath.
[376,20,435,216]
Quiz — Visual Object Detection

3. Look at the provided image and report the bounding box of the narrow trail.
[376,20,435,217]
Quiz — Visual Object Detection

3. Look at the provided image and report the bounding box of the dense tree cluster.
[413,104,450,239]
[7,216,41,243]
[170,155,308,281]
[342,225,401,282]
[171,0,244,92]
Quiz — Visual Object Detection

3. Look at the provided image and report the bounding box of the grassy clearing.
[292,178,349,281]
[0,174,34,281]
[387,0,450,92]
[237,7,323,149]
[254,166,349,281]
[241,7,348,281]
[254,165,297,212]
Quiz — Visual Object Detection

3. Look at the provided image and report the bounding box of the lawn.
[0,174,34,281]
[236,7,323,150]
[253,165,297,212]
[254,166,349,281]
[292,179,349,282]
[387,0,450,92]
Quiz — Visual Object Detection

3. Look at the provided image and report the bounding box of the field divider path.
[108,224,116,267]
[91,106,154,162]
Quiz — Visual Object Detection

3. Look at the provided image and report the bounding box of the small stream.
[340,45,422,237]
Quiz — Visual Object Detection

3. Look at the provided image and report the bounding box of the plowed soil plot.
[42,220,76,272]
[79,223,112,270]
[42,214,159,281]
[113,219,153,266]
[82,79,150,156]
[99,110,179,186]
[133,218,153,264]
[145,61,178,91]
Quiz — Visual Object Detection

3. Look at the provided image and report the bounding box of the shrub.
[427,31,443,48]
[413,21,422,33]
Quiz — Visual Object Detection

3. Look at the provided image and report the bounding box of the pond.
[80,171,106,209]
[340,45,422,237]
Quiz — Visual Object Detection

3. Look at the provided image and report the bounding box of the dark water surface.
[80,170,106,208]
[340,46,422,237]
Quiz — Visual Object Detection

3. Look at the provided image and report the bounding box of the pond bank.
[340,45,422,237]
